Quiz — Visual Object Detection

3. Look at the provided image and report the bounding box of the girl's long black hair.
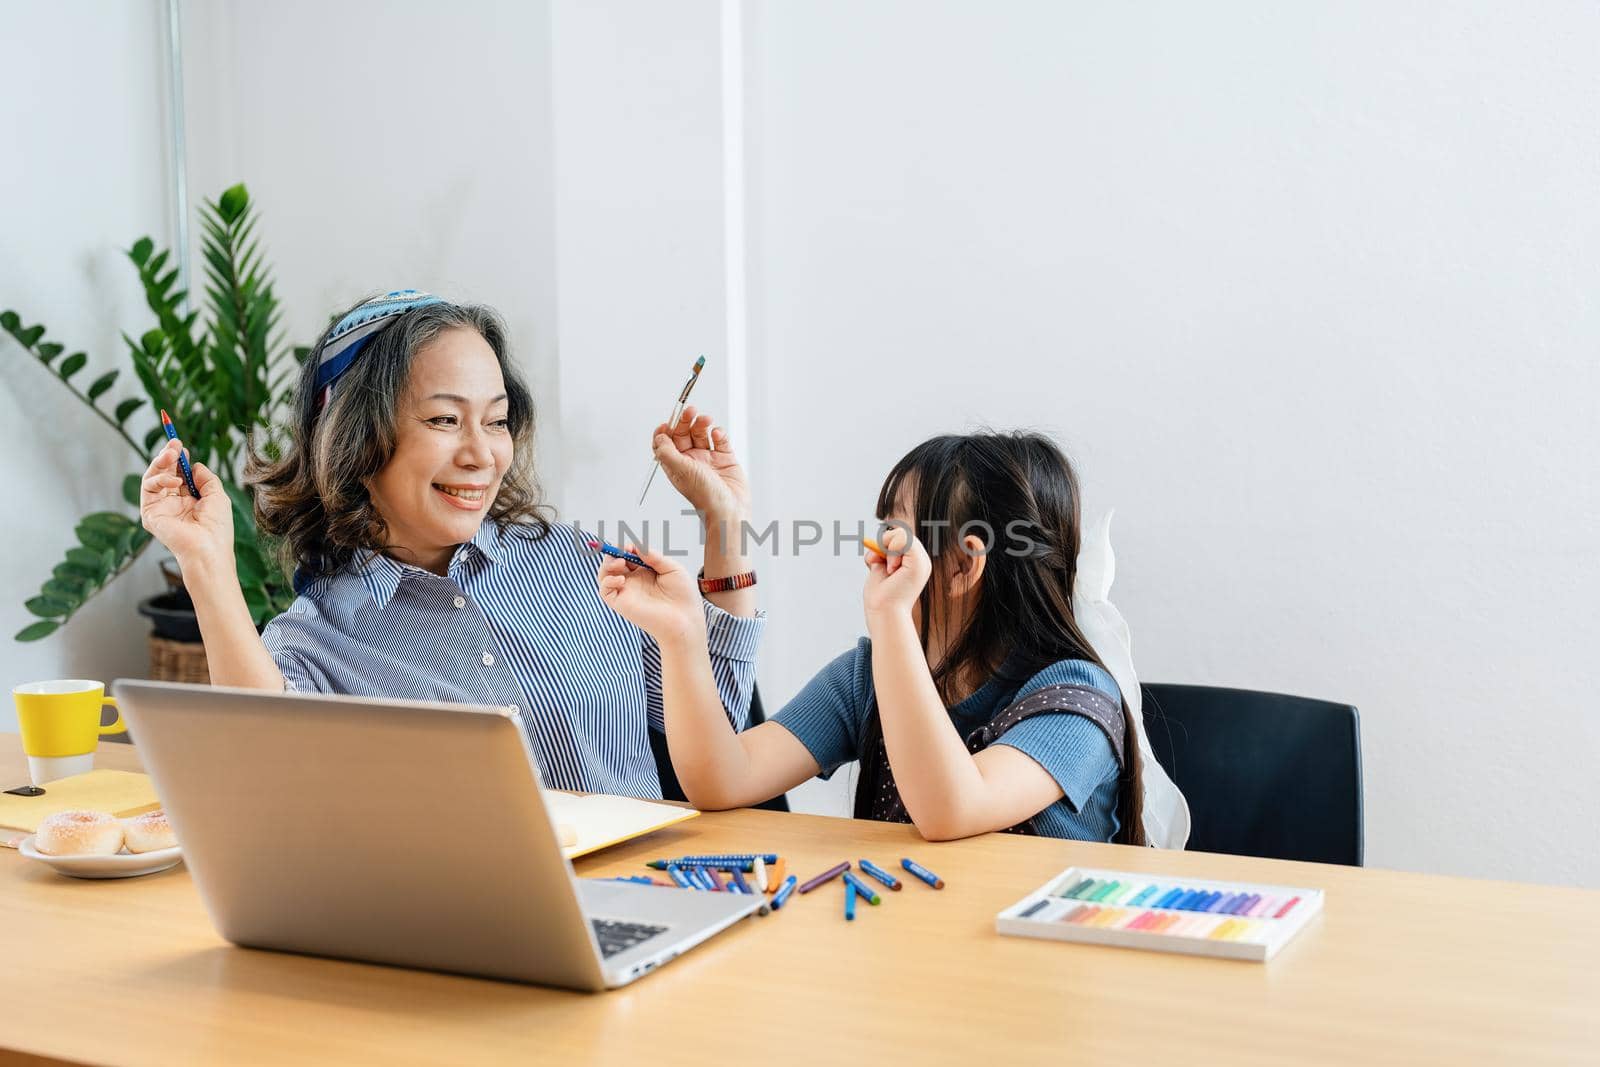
[851,431,1146,845]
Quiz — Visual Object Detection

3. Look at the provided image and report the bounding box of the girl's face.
[365,327,513,571]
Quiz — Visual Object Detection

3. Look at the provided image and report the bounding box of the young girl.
[597,431,1146,843]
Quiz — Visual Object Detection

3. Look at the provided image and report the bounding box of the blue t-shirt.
[771,638,1123,841]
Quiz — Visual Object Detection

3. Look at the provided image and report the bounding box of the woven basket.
[148,635,210,685]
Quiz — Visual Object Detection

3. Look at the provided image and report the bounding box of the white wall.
[548,0,741,533]
[180,0,563,491]
[5,1,1595,887]
[744,0,1600,886]
[0,1,176,728]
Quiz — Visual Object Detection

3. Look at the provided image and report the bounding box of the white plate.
[17,835,182,879]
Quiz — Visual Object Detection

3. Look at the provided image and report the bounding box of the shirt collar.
[465,519,502,564]
[352,550,406,610]
[346,521,503,611]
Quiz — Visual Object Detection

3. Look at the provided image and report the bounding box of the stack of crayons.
[624,854,947,920]
[795,857,945,921]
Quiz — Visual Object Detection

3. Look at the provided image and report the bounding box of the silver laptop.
[111,679,764,991]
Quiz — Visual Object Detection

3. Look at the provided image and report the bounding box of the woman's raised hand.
[651,406,750,519]
[595,543,704,646]
[139,438,235,568]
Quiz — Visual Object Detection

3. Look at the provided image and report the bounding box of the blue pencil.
[158,410,201,499]
[842,871,882,905]
[647,858,757,871]
[901,858,945,889]
[586,539,655,571]
[858,859,902,891]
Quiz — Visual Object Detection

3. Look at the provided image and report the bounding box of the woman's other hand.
[139,439,235,569]
[595,543,704,646]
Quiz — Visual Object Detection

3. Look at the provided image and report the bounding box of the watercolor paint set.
[996,866,1323,961]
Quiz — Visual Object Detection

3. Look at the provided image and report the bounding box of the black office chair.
[650,683,791,812]
[1141,683,1363,865]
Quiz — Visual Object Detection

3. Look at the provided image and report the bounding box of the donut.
[123,809,177,853]
[35,810,124,857]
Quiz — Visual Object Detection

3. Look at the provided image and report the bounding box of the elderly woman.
[138,290,760,797]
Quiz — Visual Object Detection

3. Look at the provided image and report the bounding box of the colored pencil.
[858,859,902,890]
[901,858,945,889]
[799,861,851,894]
[158,409,201,499]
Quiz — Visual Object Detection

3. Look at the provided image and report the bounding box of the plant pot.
[137,592,201,643]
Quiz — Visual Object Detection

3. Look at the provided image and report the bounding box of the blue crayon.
[666,865,693,889]
[1171,889,1200,910]
[648,858,756,871]
[858,859,902,891]
[901,858,945,889]
[842,871,882,905]
[844,880,858,921]
[730,867,753,895]
[771,875,798,910]
[158,409,201,499]
[1154,887,1185,909]
[587,539,655,571]
[1127,885,1158,908]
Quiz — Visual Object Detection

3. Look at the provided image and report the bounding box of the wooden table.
[0,733,1595,1065]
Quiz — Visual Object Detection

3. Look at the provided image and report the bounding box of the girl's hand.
[652,406,750,519]
[863,524,932,623]
[139,439,235,569]
[595,543,704,645]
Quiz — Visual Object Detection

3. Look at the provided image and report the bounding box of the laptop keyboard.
[591,918,668,959]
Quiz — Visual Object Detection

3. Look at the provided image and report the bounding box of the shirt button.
[481,652,495,666]
[453,595,466,609]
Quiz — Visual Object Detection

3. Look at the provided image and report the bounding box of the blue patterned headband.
[312,289,446,410]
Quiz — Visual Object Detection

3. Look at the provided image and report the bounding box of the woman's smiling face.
[365,325,513,572]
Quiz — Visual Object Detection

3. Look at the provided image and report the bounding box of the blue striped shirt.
[259,519,764,797]
[772,639,1122,840]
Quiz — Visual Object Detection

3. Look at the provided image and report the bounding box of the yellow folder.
[0,770,162,834]
[544,792,699,859]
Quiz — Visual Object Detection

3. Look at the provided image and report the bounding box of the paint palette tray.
[996,866,1323,961]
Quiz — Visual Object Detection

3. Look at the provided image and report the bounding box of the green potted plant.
[4,183,304,649]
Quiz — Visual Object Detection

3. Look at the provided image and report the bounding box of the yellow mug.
[13,679,127,784]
